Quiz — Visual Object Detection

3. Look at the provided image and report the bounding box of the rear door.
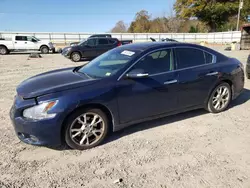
[175,47,218,108]
[95,38,114,56]
[14,36,27,50]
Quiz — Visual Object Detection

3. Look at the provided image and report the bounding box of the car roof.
[116,42,187,51]
[117,42,219,54]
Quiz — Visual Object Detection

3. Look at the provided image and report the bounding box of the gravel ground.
[0,48,250,188]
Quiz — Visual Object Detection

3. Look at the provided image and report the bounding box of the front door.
[26,36,38,50]
[116,49,180,124]
[175,47,219,108]
[83,38,97,58]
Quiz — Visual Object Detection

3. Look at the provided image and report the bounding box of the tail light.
[117,41,122,46]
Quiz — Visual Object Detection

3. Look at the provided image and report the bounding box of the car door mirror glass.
[126,69,149,79]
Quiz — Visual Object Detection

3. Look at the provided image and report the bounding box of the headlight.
[23,100,58,120]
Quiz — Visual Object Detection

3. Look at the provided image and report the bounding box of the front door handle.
[164,79,178,85]
[206,71,218,76]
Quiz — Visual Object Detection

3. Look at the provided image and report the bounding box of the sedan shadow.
[105,88,250,146]
[230,88,250,107]
[48,88,250,151]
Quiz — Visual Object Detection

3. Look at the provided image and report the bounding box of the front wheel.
[206,82,232,113]
[71,52,81,62]
[65,109,109,150]
[40,46,49,54]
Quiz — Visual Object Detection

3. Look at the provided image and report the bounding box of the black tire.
[70,52,81,62]
[206,82,232,113]
[0,46,8,55]
[65,108,109,150]
[40,46,49,54]
[247,74,250,79]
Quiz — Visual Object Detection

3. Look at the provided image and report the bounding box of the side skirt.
[113,105,203,132]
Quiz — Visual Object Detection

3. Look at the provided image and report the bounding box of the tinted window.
[132,49,173,75]
[15,36,27,41]
[205,52,213,64]
[108,39,117,44]
[176,48,205,69]
[87,39,96,46]
[98,39,109,45]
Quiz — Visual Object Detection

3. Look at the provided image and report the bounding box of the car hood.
[37,40,50,44]
[17,67,97,99]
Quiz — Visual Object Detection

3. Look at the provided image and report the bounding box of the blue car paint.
[10,42,244,147]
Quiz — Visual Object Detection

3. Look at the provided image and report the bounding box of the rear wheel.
[40,46,49,54]
[0,46,8,55]
[71,52,81,62]
[65,108,109,150]
[206,82,232,113]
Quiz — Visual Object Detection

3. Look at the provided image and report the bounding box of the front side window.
[27,36,33,42]
[87,38,96,46]
[175,48,207,69]
[32,36,40,41]
[131,49,174,75]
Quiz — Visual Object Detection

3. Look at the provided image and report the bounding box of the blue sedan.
[10,42,245,150]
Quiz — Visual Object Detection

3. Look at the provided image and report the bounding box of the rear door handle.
[164,79,178,85]
[206,72,218,76]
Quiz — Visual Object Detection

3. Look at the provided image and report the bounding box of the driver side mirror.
[126,69,149,79]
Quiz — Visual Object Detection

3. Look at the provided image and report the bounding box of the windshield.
[32,36,40,41]
[77,48,139,78]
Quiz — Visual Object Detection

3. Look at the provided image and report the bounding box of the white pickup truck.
[0,35,55,55]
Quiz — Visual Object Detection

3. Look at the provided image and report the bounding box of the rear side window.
[98,39,109,45]
[176,48,205,69]
[15,36,27,41]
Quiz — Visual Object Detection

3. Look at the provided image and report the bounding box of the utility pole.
[237,0,243,31]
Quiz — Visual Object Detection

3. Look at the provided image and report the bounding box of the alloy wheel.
[212,86,230,111]
[72,53,81,62]
[69,112,105,146]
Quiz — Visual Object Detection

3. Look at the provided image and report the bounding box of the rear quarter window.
[108,39,117,44]
[204,52,213,64]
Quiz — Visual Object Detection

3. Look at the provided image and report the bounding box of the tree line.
[110,0,250,33]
